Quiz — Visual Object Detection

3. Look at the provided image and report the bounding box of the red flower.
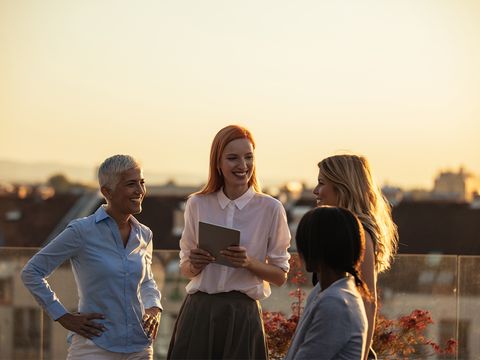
[373,306,457,358]
[264,254,458,360]
[263,254,306,359]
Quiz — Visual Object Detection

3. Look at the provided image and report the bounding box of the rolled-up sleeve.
[140,237,162,310]
[21,224,82,320]
[266,203,291,272]
[179,197,197,265]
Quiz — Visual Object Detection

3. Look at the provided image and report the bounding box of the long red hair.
[197,125,261,195]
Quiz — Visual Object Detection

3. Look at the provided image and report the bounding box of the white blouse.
[179,187,291,300]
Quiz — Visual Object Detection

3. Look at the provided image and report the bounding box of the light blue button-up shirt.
[21,206,162,353]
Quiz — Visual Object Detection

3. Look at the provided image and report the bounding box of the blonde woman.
[313,154,398,360]
[168,125,291,359]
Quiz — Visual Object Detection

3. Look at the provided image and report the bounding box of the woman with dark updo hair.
[285,206,371,360]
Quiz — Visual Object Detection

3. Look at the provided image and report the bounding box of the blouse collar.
[217,186,255,210]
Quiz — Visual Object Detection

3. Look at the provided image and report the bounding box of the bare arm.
[246,257,287,287]
[221,246,287,287]
[361,232,378,360]
[180,261,198,279]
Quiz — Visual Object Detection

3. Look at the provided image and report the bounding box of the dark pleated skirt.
[167,291,268,360]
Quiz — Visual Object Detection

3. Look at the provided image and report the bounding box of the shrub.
[373,307,457,359]
[262,254,306,360]
[263,254,457,359]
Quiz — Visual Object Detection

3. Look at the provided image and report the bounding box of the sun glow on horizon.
[0,0,479,189]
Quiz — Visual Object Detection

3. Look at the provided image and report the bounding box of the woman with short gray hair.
[22,154,162,360]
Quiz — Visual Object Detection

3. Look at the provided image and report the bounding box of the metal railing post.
[39,311,44,360]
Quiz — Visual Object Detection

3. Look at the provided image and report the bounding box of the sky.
[1,0,479,189]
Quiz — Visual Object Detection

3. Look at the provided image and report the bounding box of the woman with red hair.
[168,125,291,359]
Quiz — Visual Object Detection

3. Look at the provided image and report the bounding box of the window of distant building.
[288,205,312,250]
[5,210,22,221]
[0,277,13,305]
[418,270,435,286]
[172,202,186,237]
[13,307,51,357]
[14,308,40,350]
[437,270,454,285]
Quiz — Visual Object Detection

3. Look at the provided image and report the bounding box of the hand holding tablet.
[198,222,240,267]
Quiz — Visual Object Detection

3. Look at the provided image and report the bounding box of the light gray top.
[285,276,367,360]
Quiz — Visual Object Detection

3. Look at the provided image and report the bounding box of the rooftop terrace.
[0,249,478,359]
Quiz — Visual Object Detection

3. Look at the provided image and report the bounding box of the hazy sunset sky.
[1,0,479,189]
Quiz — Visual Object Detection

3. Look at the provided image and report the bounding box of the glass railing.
[0,248,478,359]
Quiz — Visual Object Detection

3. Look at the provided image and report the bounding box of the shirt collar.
[94,205,140,228]
[217,186,255,210]
[95,205,110,223]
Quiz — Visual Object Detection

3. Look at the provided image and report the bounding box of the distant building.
[0,192,82,247]
[148,181,201,197]
[284,187,480,256]
[3,179,479,256]
[282,188,315,250]
[393,201,480,255]
[432,167,479,202]
[2,180,479,358]
[0,185,191,250]
[378,254,476,359]
[402,188,432,202]
[382,185,404,206]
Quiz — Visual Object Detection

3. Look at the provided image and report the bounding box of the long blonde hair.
[197,125,261,195]
[318,154,398,272]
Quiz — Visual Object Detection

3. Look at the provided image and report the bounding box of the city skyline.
[0,157,476,193]
[1,0,479,189]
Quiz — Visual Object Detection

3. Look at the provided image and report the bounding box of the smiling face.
[219,138,254,197]
[102,167,146,217]
[313,170,339,207]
